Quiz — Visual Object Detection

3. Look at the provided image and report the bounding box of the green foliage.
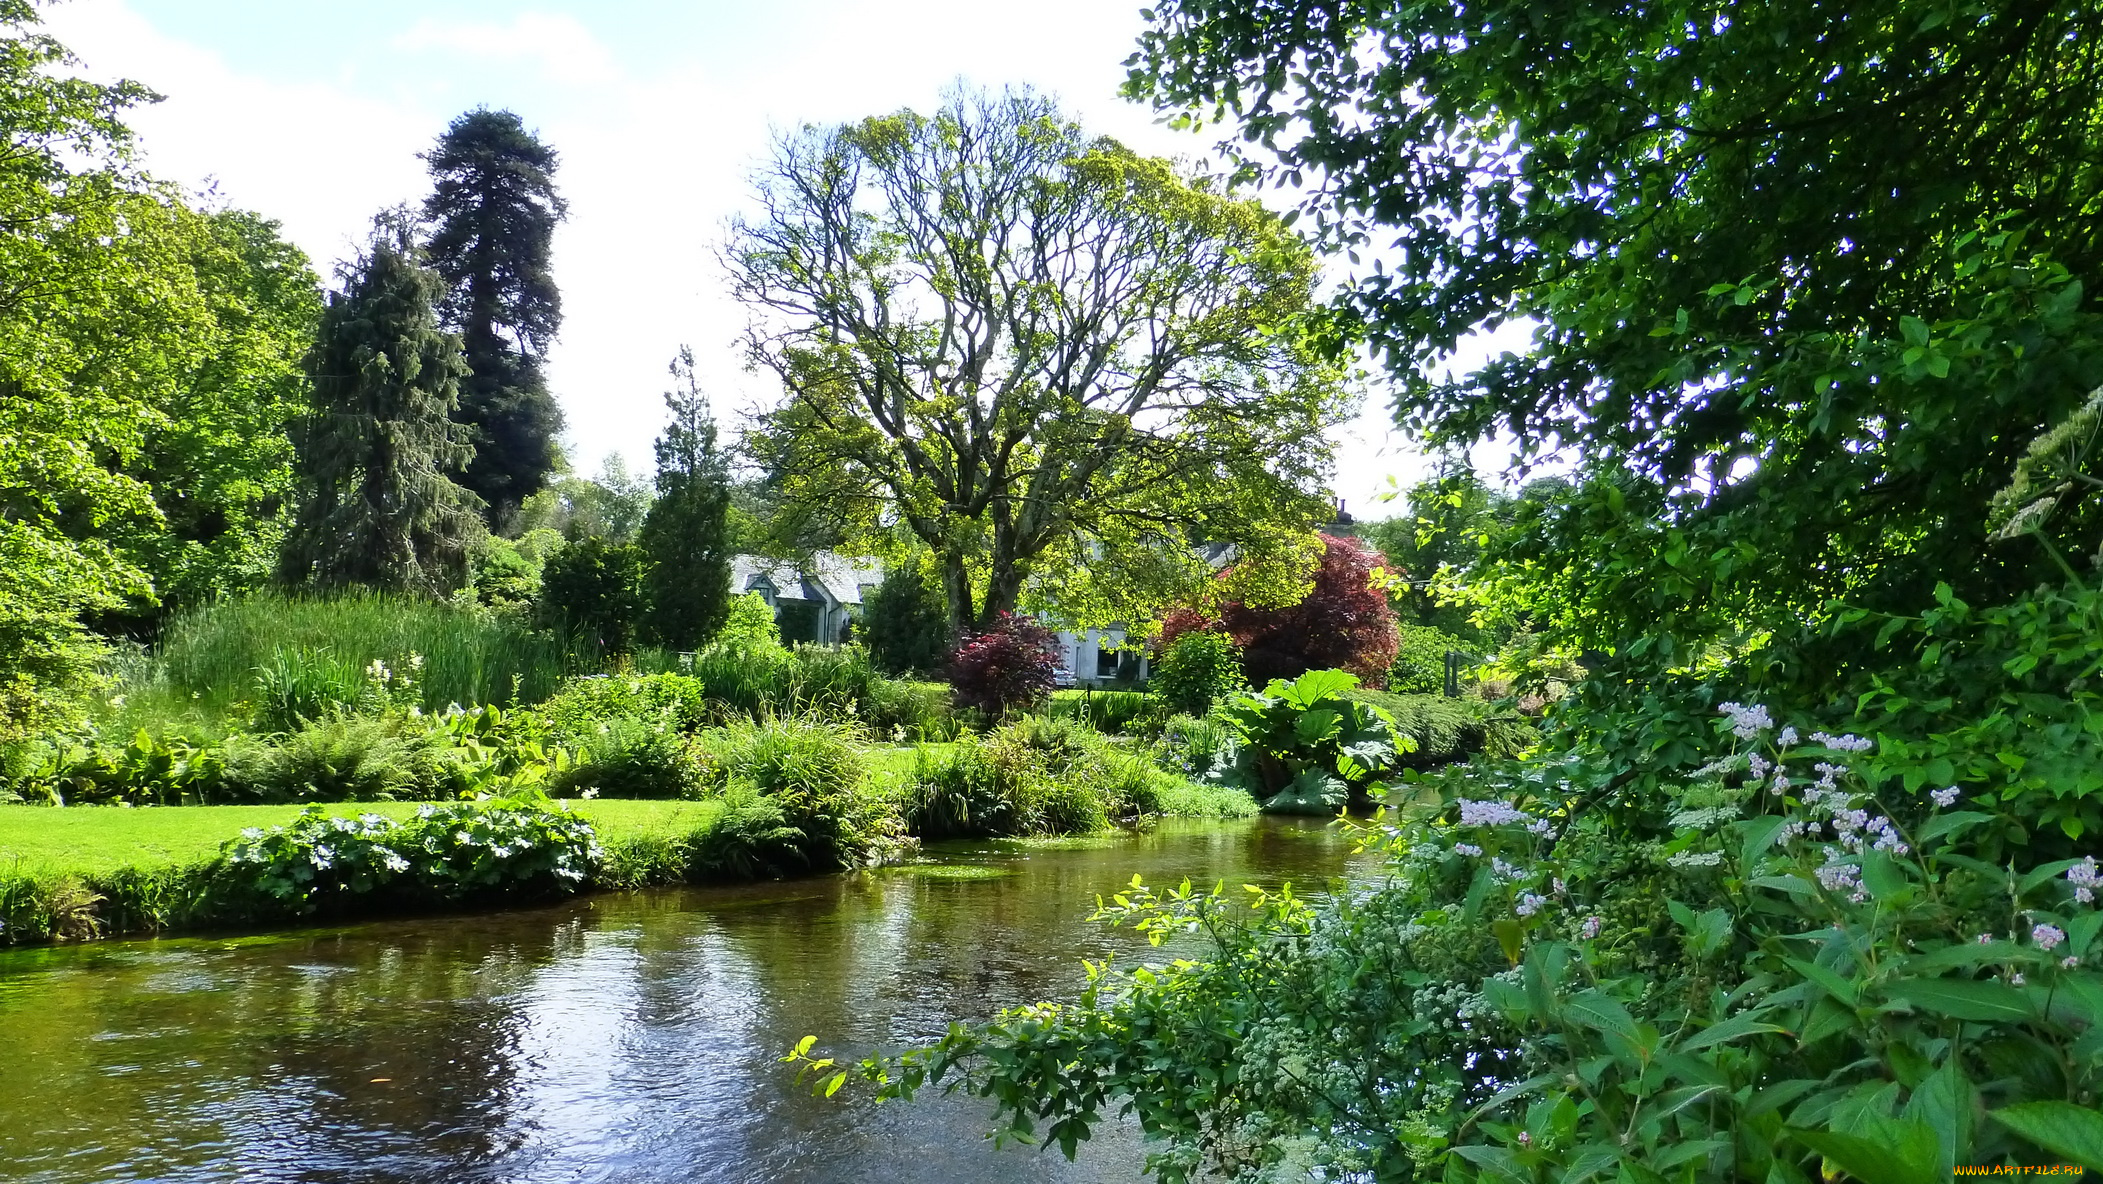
[555,716,702,800]
[1131,0,2103,700]
[1045,689,1156,736]
[861,558,950,675]
[278,212,483,596]
[690,716,900,875]
[901,715,1215,838]
[1388,624,1462,695]
[1150,629,1247,717]
[219,798,598,915]
[422,108,566,525]
[734,86,1346,631]
[638,347,733,649]
[716,591,783,652]
[516,455,654,544]
[135,591,576,724]
[0,8,323,730]
[1216,669,1411,813]
[538,537,643,655]
[814,703,2103,1181]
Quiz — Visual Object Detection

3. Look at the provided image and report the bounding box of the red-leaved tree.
[947,611,1060,715]
[1165,534,1400,688]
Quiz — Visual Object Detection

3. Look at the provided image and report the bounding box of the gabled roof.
[730,552,885,606]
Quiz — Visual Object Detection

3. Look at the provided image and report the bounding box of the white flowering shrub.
[219,798,602,914]
[793,703,2103,1181]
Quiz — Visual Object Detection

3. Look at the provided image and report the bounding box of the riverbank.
[0,768,1255,946]
[0,814,1359,1184]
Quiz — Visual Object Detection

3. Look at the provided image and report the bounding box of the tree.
[860,555,950,675]
[278,213,483,596]
[1172,534,1399,687]
[1129,0,2103,693]
[0,1,320,729]
[516,456,654,544]
[733,87,1350,635]
[537,537,641,656]
[638,347,733,650]
[422,108,567,526]
[947,612,1059,716]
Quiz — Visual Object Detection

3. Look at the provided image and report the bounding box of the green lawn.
[0,799,723,877]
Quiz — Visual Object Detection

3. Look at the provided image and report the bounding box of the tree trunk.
[940,554,977,638]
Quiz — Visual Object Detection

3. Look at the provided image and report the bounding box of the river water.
[0,816,1369,1184]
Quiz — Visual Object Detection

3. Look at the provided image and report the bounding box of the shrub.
[1388,623,1464,694]
[716,591,783,652]
[1150,628,1248,717]
[903,716,1141,838]
[554,716,703,800]
[217,799,601,916]
[947,611,1058,716]
[861,561,950,675]
[1175,534,1401,688]
[538,673,710,738]
[1217,668,1408,813]
[865,678,959,742]
[834,701,2103,1182]
[538,538,645,656]
[693,716,900,873]
[243,715,450,803]
[1159,712,1238,781]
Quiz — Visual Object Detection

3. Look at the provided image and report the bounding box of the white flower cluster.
[1809,731,1874,753]
[1457,798,1532,827]
[1718,702,1773,739]
[1514,893,1549,917]
[2033,923,2066,951]
[1667,851,1726,868]
[1931,786,1960,808]
[2070,857,2100,904]
[1815,851,1865,901]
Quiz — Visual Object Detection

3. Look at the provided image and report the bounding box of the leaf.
[1788,1119,1941,1184]
[1751,874,1817,896]
[1885,977,2035,1023]
[1678,1010,1790,1053]
[1492,918,1526,966]
[1916,811,1993,845]
[1988,1102,2103,1170]
[1785,957,1862,1008]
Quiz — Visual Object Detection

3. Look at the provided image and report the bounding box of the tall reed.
[138,592,585,722]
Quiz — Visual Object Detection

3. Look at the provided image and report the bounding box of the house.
[1055,625,1150,688]
[730,553,883,645]
[727,550,1150,684]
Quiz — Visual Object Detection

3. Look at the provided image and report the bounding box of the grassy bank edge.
[0,778,1256,948]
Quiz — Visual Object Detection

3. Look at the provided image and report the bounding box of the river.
[0,816,1370,1183]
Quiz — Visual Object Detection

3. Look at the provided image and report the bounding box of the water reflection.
[0,816,1369,1183]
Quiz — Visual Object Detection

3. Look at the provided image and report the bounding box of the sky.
[43,0,1529,518]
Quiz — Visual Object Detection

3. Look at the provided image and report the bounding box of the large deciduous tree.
[638,347,733,650]
[278,214,483,597]
[0,2,320,734]
[422,107,567,526]
[1129,0,2103,692]
[732,88,1351,634]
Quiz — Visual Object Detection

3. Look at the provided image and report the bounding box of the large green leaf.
[1788,1117,1941,1184]
[1272,668,1359,710]
[1988,1103,2103,1170]
[1885,977,2035,1023]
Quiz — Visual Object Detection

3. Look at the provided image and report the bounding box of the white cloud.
[393,14,619,87]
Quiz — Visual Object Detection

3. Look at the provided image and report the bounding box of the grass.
[110,591,585,731]
[0,799,722,877]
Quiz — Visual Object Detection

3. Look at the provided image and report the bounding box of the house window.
[1096,644,1118,678]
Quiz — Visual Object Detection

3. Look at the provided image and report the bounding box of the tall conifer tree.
[421,108,567,526]
[279,213,482,595]
[638,347,732,649]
